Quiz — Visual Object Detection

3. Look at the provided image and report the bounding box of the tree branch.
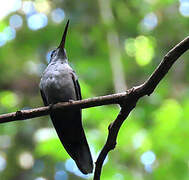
[94,101,137,180]
[0,36,189,179]
[0,92,129,123]
[93,36,189,179]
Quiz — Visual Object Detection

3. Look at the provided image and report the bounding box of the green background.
[0,0,189,179]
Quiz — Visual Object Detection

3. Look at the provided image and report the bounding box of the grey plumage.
[39,20,93,174]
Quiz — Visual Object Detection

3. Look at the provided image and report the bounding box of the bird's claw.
[49,103,55,111]
[69,99,74,103]
[126,87,135,94]
[16,110,22,117]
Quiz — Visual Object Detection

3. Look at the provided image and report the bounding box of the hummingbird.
[39,20,93,174]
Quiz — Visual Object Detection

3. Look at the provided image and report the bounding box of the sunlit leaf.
[35,138,69,161]
[135,36,155,66]
[124,38,136,57]
[0,91,18,108]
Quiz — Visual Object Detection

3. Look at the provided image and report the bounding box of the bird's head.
[49,20,69,63]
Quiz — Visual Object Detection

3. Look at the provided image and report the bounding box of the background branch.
[93,36,189,179]
[0,36,189,179]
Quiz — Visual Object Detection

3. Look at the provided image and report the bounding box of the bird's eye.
[51,50,56,58]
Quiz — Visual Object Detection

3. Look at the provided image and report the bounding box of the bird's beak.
[59,20,69,50]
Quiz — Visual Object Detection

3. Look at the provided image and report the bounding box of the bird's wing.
[45,70,93,174]
[40,89,48,106]
[71,72,82,100]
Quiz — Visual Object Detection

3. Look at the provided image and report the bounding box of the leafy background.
[0,0,189,180]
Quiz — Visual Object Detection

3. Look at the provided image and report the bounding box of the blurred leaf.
[35,138,69,161]
[0,91,18,108]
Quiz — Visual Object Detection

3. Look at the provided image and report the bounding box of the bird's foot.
[49,103,55,111]
[16,110,22,117]
[69,99,74,103]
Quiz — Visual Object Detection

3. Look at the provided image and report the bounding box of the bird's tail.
[50,109,93,174]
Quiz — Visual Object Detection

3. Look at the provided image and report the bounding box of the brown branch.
[0,92,130,123]
[93,36,189,179]
[0,36,189,179]
[94,100,137,179]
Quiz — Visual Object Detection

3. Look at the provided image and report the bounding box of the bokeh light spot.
[140,151,156,165]
[55,170,68,180]
[33,128,56,143]
[34,177,47,180]
[132,130,147,149]
[0,26,16,46]
[22,1,36,15]
[125,36,155,66]
[35,0,51,14]
[9,14,23,29]
[142,13,158,31]
[144,164,153,173]
[0,154,6,172]
[179,1,189,17]
[0,32,7,47]
[19,152,34,169]
[27,13,48,31]
[135,36,155,66]
[124,38,136,57]
[51,8,65,24]
[0,91,18,108]
[3,26,16,41]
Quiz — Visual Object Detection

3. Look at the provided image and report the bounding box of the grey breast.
[40,62,77,104]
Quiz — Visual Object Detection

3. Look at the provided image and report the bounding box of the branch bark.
[0,36,189,179]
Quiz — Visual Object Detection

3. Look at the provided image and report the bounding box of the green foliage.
[0,0,189,179]
[35,138,69,160]
[125,36,156,66]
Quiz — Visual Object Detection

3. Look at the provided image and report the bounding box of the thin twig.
[94,100,137,179]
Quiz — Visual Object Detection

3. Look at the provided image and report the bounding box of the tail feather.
[50,109,93,174]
